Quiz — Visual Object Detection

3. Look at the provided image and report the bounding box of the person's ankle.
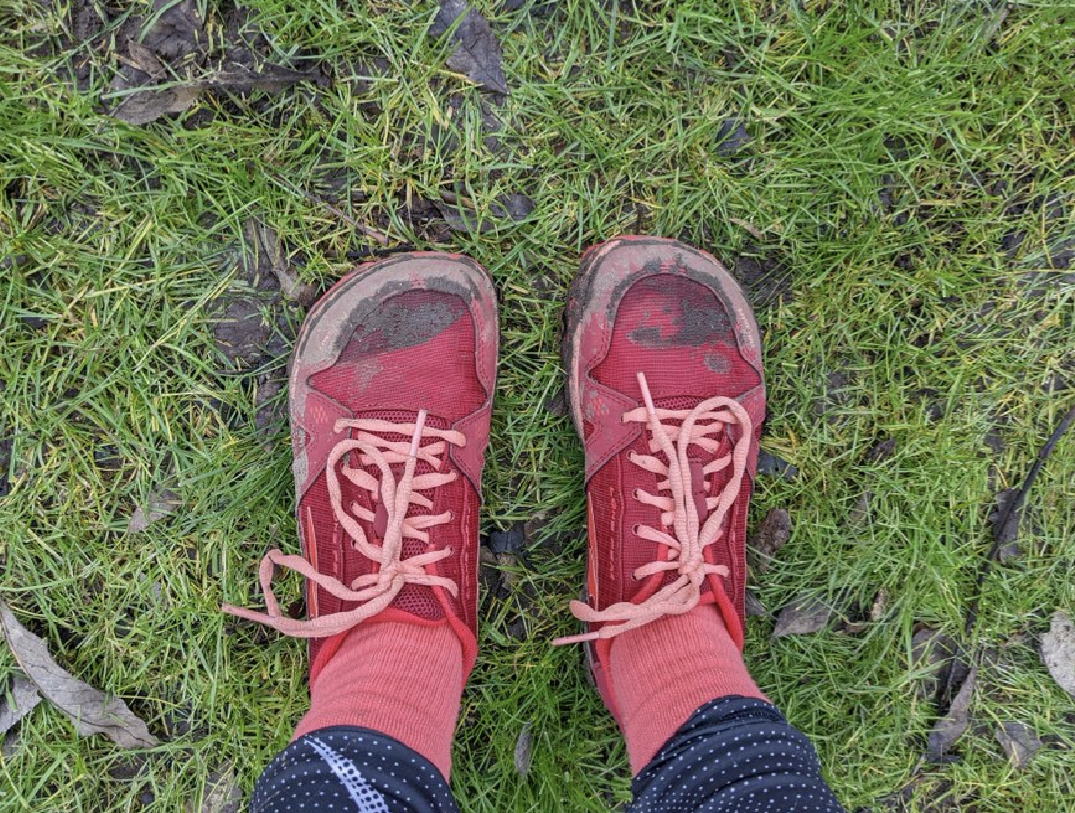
[294,619,463,779]
[608,605,767,774]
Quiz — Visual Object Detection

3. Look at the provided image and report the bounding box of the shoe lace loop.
[555,372,752,644]
[223,410,466,638]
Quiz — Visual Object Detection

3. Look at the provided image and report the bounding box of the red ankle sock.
[608,604,767,774]
[293,619,463,779]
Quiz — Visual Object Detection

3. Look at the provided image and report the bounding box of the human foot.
[223,253,497,775]
[558,236,766,742]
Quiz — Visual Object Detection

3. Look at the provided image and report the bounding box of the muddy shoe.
[224,253,498,685]
[555,236,766,723]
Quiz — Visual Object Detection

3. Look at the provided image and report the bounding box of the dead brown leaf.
[848,490,871,526]
[206,66,321,94]
[187,764,242,813]
[0,673,42,736]
[514,721,533,776]
[128,488,181,533]
[772,596,831,638]
[141,0,204,61]
[243,219,315,305]
[0,601,158,749]
[431,0,508,95]
[729,217,765,240]
[995,722,1042,769]
[748,507,792,575]
[745,589,768,617]
[1040,611,1075,698]
[910,627,971,709]
[121,39,165,77]
[110,64,320,126]
[869,589,887,622]
[111,84,201,125]
[989,487,1022,563]
[926,666,977,761]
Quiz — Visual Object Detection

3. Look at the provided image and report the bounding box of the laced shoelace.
[554,372,752,645]
[222,410,466,638]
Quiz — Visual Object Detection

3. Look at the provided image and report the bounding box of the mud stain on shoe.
[351,296,463,351]
[627,278,732,347]
[705,353,732,373]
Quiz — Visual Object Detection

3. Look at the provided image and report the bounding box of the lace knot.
[223,409,466,638]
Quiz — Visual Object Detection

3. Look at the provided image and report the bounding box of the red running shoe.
[224,253,498,685]
[555,236,765,725]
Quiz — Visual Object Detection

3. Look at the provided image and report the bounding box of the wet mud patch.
[211,219,311,440]
[728,246,794,310]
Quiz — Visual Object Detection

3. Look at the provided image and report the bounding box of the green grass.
[2,0,1075,810]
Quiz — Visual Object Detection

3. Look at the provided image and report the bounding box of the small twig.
[269,173,391,246]
[985,402,1075,565]
[346,244,416,261]
[961,400,1075,638]
[925,401,1075,766]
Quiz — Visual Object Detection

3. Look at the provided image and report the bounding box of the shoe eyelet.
[446,510,455,521]
[445,546,454,555]
[632,524,643,536]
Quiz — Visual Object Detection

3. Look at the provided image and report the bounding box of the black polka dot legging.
[251,697,845,812]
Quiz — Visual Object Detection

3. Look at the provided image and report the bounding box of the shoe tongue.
[352,409,451,431]
[643,393,736,535]
[649,395,731,464]
[654,394,705,411]
[337,409,451,621]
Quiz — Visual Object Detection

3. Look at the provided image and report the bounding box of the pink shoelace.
[554,372,752,645]
[222,411,466,638]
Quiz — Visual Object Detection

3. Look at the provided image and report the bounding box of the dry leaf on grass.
[188,764,242,813]
[0,673,42,735]
[205,66,321,94]
[244,219,315,305]
[111,85,202,126]
[128,488,181,533]
[756,449,798,481]
[111,67,320,125]
[1040,611,1075,698]
[431,0,508,95]
[745,590,768,618]
[748,508,792,575]
[772,596,831,638]
[0,601,158,749]
[141,0,204,60]
[910,627,968,704]
[926,666,977,761]
[995,722,1042,769]
[989,487,1023,563]
[514,721,533,776]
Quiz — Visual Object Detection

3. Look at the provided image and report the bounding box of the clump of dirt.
[0,432,11,499]
[747,507,792,576]
[210,218,311,440]
[730,247,794,308]
[48,0,323,125]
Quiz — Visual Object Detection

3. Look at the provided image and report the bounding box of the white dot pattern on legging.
[626,698,845,813]
[251,728,459,813]
[251,701,844,813]
[305,737,389,812]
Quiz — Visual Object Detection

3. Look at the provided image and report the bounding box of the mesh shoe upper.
[224,255,497,685]
[561,237,765,661]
